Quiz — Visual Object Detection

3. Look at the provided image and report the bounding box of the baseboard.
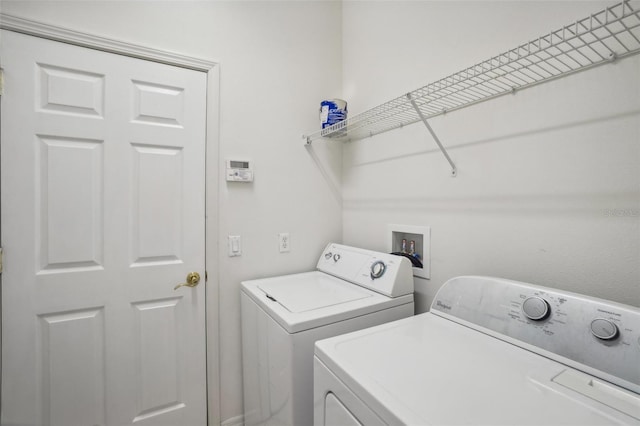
[220,414,244,426]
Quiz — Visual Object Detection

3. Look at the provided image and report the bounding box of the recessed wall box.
[388,224,430,279]
[226,159,254,182]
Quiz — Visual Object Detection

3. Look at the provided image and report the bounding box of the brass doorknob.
[174,272,201,290]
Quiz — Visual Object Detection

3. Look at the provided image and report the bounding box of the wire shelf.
[304,1,640,144]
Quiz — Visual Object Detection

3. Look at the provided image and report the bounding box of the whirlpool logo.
[436,300,452,310]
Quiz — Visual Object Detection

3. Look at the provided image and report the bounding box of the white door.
[1,30,207,426]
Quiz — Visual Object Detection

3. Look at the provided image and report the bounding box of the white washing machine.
[241,243,415,426]
[315,276,640,425]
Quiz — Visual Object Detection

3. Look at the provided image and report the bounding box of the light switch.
[229,235,241,257]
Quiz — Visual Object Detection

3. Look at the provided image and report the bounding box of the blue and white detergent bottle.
[320,99,347,135]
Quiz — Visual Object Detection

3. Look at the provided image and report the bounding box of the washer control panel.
[317,243,413,298]
[431,276,640,394]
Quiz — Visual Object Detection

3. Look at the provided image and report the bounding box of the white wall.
[0,1,343,423]
[341,0,640,313]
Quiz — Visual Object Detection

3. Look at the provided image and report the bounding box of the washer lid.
[257,274,372,313]
[241,271,413,333]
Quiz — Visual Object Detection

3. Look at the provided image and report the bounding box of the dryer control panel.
[431,276,640,395]
[317,243,413,298]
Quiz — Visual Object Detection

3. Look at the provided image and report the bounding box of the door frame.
[0,13,221,426]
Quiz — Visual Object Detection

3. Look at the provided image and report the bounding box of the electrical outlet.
[278,233,290,253]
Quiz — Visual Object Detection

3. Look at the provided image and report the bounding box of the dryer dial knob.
[590,318,619,341]
[370,261,386,279]
[522,296,550,321]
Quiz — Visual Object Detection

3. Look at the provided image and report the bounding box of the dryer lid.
[257,274,372,313]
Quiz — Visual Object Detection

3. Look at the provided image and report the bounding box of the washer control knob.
[324,252,332,260]
[333,253,341,262]
[370,260,386,279]
[522,296,550,321]
[590,318,619,341]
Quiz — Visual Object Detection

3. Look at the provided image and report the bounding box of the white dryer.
[315,276,640,425]
[241,243,414,426]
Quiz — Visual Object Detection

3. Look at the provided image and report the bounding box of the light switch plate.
[228,235,241,257]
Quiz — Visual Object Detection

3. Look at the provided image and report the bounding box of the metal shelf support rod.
[407,93,457,177]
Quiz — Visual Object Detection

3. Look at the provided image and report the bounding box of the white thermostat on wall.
[226,159,254,182]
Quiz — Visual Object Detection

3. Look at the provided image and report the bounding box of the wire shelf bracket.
[303,1,640,174]
[407,92,457,177]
